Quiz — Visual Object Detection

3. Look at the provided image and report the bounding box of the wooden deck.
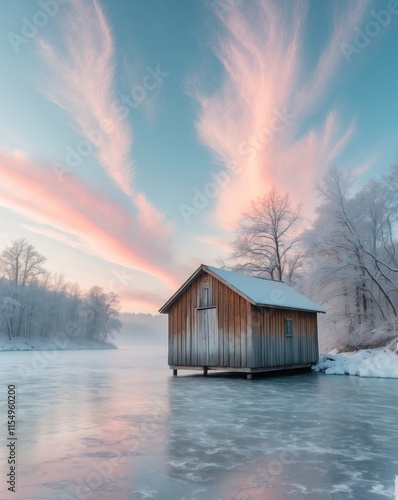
[170,363,313,379]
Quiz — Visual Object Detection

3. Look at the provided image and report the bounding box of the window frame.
[199,279,214,309]
[284,318,293,337]
[201,285,209,307]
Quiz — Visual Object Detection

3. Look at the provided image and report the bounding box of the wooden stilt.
[203,367,208,376]
[246,373,252,380]
[173,369,177,377]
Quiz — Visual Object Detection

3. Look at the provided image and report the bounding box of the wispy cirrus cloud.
[297,1,372,112]
[194,0,371,227]
[32,0,181,293]
[0,150,177,289]
[38,0,133,194]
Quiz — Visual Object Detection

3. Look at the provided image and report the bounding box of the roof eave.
[255,303,326,314]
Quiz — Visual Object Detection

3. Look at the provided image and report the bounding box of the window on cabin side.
[285,318,293,336]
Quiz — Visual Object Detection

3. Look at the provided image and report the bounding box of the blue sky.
[0,0,397,312]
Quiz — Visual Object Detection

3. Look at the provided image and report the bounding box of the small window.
[201,286,209,307]
[285,318,293,337]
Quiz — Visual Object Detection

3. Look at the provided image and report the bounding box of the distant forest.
[0,238,121,344]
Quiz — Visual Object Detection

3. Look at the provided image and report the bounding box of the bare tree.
[42,271,67,292]
[103,292,122,341]
[83,286,122,341]
[222,187,302,282]
[0,238,47,286]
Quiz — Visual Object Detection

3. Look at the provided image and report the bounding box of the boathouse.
[159,264,325,378]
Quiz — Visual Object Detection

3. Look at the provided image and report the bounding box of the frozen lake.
[1,346,397,499]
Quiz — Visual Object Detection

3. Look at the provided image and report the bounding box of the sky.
[0,0,397,313]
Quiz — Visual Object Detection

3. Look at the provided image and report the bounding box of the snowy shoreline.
[0,336,117,351]
[312,347,398,379]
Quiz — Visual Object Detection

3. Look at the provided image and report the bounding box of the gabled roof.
[159,264,325,314]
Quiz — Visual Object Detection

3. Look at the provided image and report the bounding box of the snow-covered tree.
[0,239,122,344]
[304,166,398,349]
[79,286,122,342]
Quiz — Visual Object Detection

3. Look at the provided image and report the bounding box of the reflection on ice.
[0,346,397,499]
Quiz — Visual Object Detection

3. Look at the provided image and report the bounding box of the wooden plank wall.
[168,271,319,369]
[251,306,319,367]
[168,271,252,367]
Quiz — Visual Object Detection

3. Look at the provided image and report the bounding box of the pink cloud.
[0,150,178,289]
[38,0,133,194]
[195,0,371,227]
[134,192,173,236]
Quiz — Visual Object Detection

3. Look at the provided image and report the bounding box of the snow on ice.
[312,348,398,379]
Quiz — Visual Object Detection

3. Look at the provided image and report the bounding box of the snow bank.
[312,348,398,379]
[0,335,117,351]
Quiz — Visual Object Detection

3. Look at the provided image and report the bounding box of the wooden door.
[284,318,294,365]
[197,307,218,365]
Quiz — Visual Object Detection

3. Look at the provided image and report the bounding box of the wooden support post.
[203,367,208,376]
[246,373,252,380]
[173,369,177,377]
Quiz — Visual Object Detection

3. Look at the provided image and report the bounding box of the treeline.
[0,239,121,343]
[222,163,398,350]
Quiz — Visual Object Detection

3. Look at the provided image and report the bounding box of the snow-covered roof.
[206,266,325,313]
[159,264,325,313]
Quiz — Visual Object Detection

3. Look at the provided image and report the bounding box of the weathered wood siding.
[168,270,252,367]
[251,306,319,367]
[168,270,319,369]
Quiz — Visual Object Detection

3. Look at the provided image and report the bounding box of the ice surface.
[0,345,397,499]
[312,348,398,378]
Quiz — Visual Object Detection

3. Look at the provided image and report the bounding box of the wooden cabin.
[159,264,325,379]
